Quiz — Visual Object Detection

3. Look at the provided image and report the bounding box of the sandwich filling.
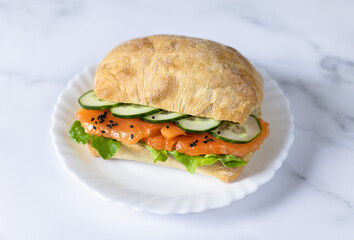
[70,108,269,173]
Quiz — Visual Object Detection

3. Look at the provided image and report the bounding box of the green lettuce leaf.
[144,144,168,163]
[168,150,220,174]
[91,136,120,160]
[69,121,120,159]
[69,120,91,144]
[217,154,247,168]
[169,151,248,173]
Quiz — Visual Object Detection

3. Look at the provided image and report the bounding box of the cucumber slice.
[142,111,189,123]
[78,90,121,110]
[110,104,161,119]
[176,117,221,133]
[211,115,262,143]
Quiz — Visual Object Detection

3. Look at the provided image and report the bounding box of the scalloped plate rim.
[51,65,294,214]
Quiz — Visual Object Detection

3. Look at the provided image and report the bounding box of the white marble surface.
[1,0,353,239]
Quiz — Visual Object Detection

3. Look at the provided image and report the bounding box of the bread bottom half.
[87,141,253,183]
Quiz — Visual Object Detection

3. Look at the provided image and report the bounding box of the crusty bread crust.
[94,35,263,124]
[87,141,253,183]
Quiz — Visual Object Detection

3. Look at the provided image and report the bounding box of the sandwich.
[69,35,270,183]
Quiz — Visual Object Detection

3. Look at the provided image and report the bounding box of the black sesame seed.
[91,117,94,121]
[152,116,155,119]
[109,120,113,123]
[203,139,209,144]
[97,112,108,122]
[189,143,194,147]
[130,125,133,128]
[115,123,118,126]
[93,126,96,129]
[101,130,105,133]
[106,124,112,128]
[209,138,214,142]
[95,121,97,124]
[130,134,134,139]
[166,125,169,129]
[217,131,221,134]
[205,135,208,139]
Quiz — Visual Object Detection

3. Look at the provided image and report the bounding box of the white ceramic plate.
[51,65,294,214]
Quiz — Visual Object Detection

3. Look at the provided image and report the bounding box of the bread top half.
[94,35,263,124]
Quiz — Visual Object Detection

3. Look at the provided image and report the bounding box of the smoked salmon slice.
[174,119,270,156]
[160,124,186,139]
[76,108,269,157]
[77,109,165,144]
